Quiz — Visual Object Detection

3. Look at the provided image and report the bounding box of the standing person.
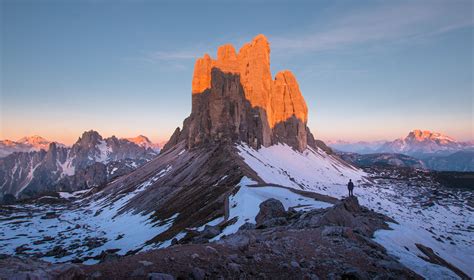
[347,179,354,197]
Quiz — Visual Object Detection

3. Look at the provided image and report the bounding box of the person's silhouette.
[347,179,354,197]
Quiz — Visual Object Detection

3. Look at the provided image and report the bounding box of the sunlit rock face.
[168,34,315,152]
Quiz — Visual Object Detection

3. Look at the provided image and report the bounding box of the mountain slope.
[423,150,474,171]
[338,152,427,169]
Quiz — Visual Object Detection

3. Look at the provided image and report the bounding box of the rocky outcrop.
[0,256,84,280]
[164,35,315,152]
[255,198,287,227]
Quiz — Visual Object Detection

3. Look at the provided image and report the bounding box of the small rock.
[139,260,154,267]
[148,272,175,280]
[191,267,205,280]
[238,222,256,231]
[91,271,103,279]
[44,246,69,258]
[205,246,218,254]
[131,267,146,277]
[291,260,300,268]
[41,212,59,219]
[201,225,221,239]
[228,262,241,273]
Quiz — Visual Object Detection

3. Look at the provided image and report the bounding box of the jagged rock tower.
[164,34,317,152]
[89,35,354,244]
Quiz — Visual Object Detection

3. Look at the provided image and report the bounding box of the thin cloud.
[139,1,472,64]
[271,1,473,53]
[131,49,206,70]
[147,50,202,61]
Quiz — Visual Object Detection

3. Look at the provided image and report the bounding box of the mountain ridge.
[0,130,158,200]
[328,129,472,156]
[0,133,161,158]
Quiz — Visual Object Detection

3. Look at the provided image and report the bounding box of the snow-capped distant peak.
[16,135,53,151]
[125,135,160,151]
[126,135,151,146]
[17,135,50,145]
[376,129,468,156]
[407,129,455,143]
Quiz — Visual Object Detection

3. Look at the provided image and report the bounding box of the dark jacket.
[347,181,354,189]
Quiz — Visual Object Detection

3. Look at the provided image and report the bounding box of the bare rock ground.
[0,196,426,279]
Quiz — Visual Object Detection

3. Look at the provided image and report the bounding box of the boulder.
[255,198,287,227]
[201,225,221,239]
[0,256,84,280]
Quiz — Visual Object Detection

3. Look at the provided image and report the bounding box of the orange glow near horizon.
[1,119,473,146]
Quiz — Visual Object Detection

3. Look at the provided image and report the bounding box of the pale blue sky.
[1,0,473,144]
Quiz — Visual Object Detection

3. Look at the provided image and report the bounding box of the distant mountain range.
[339,152,426,169]
[329,130,473,171]
[0,136,64,158]
[0,134,161,158]
[0,130,158,199]
[377,130,472,158]
[327,140,386,154]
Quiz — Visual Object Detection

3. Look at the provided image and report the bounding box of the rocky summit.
[164,34,315,152]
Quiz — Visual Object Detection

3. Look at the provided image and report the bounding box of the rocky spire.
[167,35,315,152]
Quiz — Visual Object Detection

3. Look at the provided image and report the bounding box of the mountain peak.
[17,135,49,145]
[192,34,271,96]
[406,129,455,142]
[168,35,314,152]
[126,135,151,145]
[125,135,160,151]
[76,130,103,146]
[377,129,464,156]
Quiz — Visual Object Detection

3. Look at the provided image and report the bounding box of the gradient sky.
[1,0,473,145]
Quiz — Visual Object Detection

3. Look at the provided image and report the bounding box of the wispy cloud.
[129,49,207,70]
[138,1,473,65]
[145,50,202,61]
[271,1,473,53]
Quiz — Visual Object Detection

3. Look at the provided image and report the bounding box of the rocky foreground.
[0,197,425,279]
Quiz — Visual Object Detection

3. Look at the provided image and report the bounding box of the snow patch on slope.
[212,177,332,241]
[238,143,473,278]
[237,143,366,191]
[16,162,42,196]
[58,152,75,176]
[95,140,112,163]
[0,172,179,264]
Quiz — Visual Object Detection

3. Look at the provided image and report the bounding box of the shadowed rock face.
[164,34,315,152]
